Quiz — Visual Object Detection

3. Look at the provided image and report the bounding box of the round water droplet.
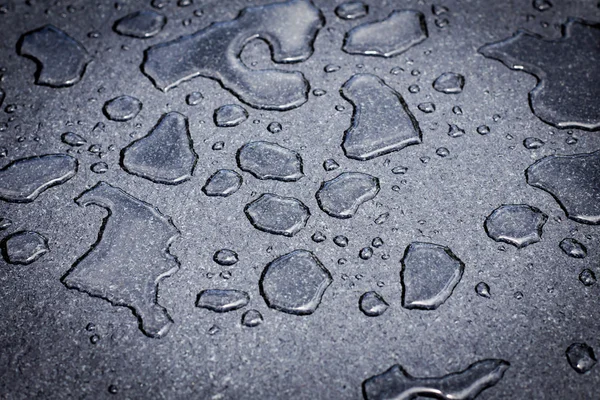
[208,325,220,335]
[241,309,263,327]
[220,271,232,280]
[213,249,239,266]
[477,125,490,135]
[408,84,420,93]
[333,235,348,247]
[420,156,430,164]
[359,247,373,260]
[514,291,523,300]
[267,122,282,133]
[359,291,389,316]
[335,105,345,111]
[436,147,450,157]
[103,95,142,122]
[475,282,491,298]
[90,334,100,344]
[186,91,203,106]
[418,102,435,113]
[579,269,596,286]
[447,124,465,138]
[108,385,118,395]
[435,18,449,28]
[565,136,578,145]
[312,231,326,243]
[0,218,12,231]
[390,66,404,75]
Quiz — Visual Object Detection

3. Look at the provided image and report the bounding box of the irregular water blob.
[359,291,389,317]
[245,193,310,237]
[259,249,332,315]
[213,104,248,127]
[186,91,203,105]
[447,123,465,138]
[475,282,491,298]
[335,1,368,20]
[579,269,596,286]
[479,19,600,130]
[202,169,242,197]
[417,102,435,113]
[142,0,324,110]
[484,204,548,248]
[323,158,339,171]
[523,137,544,149]
[113,10,167,38]
[0,154,78,203]
[526,151,600,224]
[316,172,380,218]
[400,242,464,310]
[121,112,198,185]
[90,162,108,174]
[18,25,90,87]
[213,249,239,266]
[362,359,510,400]
[311,231,326,243]
[195,289,250,312]
[559,238,587,258]
[61,182,180,338]
[333,235,348,247]
[343,10,427,57]
[340,74,422,160]
[103,95,142,122]
[61,132,87,147]
[241,309,263,327]
[1,231,49,265]
[237,141,303,181]
[432,72,465,94]
[566,343,597,374]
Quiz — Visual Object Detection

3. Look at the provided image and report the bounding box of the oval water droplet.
[359,291,389,316]
[213,249,239,266]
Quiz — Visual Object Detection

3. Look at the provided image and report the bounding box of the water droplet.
[579,269,596,286]
[1,231,49,265]
[447,123,465,138]
[420,156,430,164]
[566,343,597,374]
[335,1,368,20]
[311,231,326,243]
[390,66,404,75]
[335,105,346,112]
[186,91,203,106]
[341,74,422,160]
[90,162,108,174]
[514,291,523,299]
[391,166,408,175]
[220,271,232,280]
[259,250,332,315]
[113,10,167,38]
[484,204,547,248]
[375,212,389,225]
[333,235,349,247]
[477,125,490,135]
[213,249,239,266]
[245,193,310,237]
[316,172,380,219]
[565,136,578,145]
[196,289,250,312]
[408,84,420,93]
[202,169,242,197]
[313,88,327,96]
[237,141,303,181]
[0,218,12,231]
[401,242,464,310]
[363,359,510,400]
[475,282,491,298]
[142,0,323,110]
[90,334,100,344]
[61,132,87,146]
[121,112,198,184]
[372,237,383,248]
[241,309,263,327]
[207,325,220,335]
[212,141,224,151]
[324,64,341,73]
[523,137,544,149]
[61,182,180,338]
[559,238,587,258]
[436,147,450,157]
[103,95,142,122]
[417,102,435,113]
[0,154,78,203]
[18,25,90,87]
[433,72,465,94]
[214,104,248,127]
[526,151,600,224]
[343,10,428,57]
[432,5,449,16]
[323,158,340,171]
[533,0,553,12]
[479,19,600,130]
[359,291,389,316]
[267,121,282,133]
[452,106,463,115]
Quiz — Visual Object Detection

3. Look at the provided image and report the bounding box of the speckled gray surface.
[0,0,599,398]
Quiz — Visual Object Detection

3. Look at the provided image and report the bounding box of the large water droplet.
[566,343,597,374]
[259,250,332,315]
[343,10,428,57]
[245,193,310,237]
[526,151,600,224]
[113,10,167,38]
[401,242,464,310]
[0,154,78,203]
[142,0,324,110]
[18,25,90,87]
[61,182,180,338]
[484,204,548,248]
[340,74,422,161]
[316,172,380,219]
[237,141,303,182]
[195,289,250,312]
[363,359,510,400]
[1,231,49,265]
[121,112,198,185]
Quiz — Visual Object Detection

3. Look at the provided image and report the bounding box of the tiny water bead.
[390,66,404,75]
[579,269,596,286]
[559,238,587,258]
[324,64,341,73]
[61,132,87,146]
[212,141,224,151]
[452,106,463,115]
[359,291,389,317]
[408,84,420,93]
[391,166,408,174]
[213,249,239,266]
[313,89,327,96]
[375,212,389,225]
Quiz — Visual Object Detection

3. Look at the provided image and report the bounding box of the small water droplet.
[523,137,545,149]
[108,385,118,395]
[90,334,100,344]
[372,237,383,248]
[452,106,463,115]
[579,269,596,286]
[324,64,341,73]
[323,159,340,171]
[90,162,108,174]
[359,247,373,260]
[267,122,282,133]
[566,343,597,374]
[477,125,490,135]
[436,147,450,157]
[186,91,203,106]
[514,291,523,300]
[312,231,326,243]
[61,132,87,146]
[212,141,225,151]
[418,102,436,113]
[359,291,389,316]
[447,124,465,138]
[392,166,408,174]
[213,249,239,266]
[408,84,420,93]
[313,89,327,96]
[208,325,221,335]
[475,282,491,298]
[333,235,349,247]
[390,66,404,75]
[241,309,263,327]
